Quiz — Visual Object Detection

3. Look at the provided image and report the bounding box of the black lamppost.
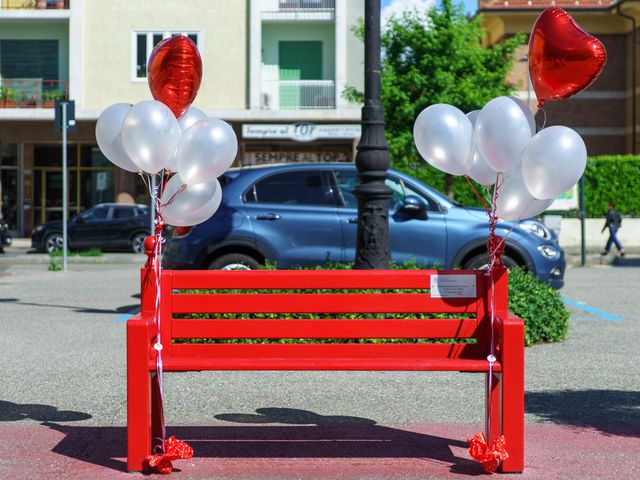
[353,0,392,269]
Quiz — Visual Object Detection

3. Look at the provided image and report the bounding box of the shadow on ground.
[44,407,477,474]
[526,389,640,437]
[0,400,91,422]
[0,297,138,315]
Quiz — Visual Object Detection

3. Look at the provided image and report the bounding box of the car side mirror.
[401,195,428,220]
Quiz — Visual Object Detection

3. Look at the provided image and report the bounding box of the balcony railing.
[0,0,69,9]
[0,79,69,108]
[261,80,335,110]
[262,0,335,21]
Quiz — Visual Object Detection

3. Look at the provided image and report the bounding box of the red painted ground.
[0,422,638,479]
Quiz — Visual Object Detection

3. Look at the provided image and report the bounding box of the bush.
[507,268,569,346]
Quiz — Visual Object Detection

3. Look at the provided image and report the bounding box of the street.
[0,261,639,479]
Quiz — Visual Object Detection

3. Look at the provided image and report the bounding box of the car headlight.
[33,224,45,233]
[538,245,558,259]
[519,220,551,240]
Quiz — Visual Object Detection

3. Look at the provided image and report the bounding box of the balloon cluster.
[95,35,237,227]
[414,7,605,222]
[414,96,586,221]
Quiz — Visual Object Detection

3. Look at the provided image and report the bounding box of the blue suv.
[163,163,565,288]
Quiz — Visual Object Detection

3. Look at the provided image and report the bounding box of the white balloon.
[160,174,220,227]
[95,103,139,172]
[121,100,181,174]
[176,118,238,185]
[476,96,536,173]
[414,104,473,176]
[522,126,587,200]
[495,168,554,221]
[165,107,208,172]
[466,110,497,186]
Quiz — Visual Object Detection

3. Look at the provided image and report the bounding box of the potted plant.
[42,89,64,108]
[1,88,20,108]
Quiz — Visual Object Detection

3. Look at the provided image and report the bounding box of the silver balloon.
[413,104,473,176]
[121,100,181,174]
[176,118,238,185]
[476,96,536,173]
[522,126,587,200]
[95,103,139,172]
[466,110,497,186]
[160,174,220,227]
[165,107,208,172]
[495,168,554,221]
[182,181,222,226]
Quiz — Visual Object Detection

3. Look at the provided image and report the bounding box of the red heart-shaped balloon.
[529,7,606,108]
[147,35,203,119]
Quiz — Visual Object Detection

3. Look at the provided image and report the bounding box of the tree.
[346,0,525,200]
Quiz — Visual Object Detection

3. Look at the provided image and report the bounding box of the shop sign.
[245,151,351,165]
[242,123,361,142]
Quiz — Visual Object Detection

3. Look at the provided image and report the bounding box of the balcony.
[0,79,68,108]
[261,80,335,110]
[0,0,68,8]
[262,0,335,21]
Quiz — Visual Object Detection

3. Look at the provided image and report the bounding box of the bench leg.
[486,371,501,444]
[127,321,151,472]
[500,322,525,473]
[151,372,165,453]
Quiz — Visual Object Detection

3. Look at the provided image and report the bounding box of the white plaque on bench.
[430,274,477,298]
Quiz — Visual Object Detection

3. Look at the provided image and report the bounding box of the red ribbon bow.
[467,432,509,473]
[145,436,194,474]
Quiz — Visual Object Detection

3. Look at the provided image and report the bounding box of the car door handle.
[347,217,358,224]
[256,214,280,221]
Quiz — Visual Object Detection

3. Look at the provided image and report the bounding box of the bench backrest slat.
[172,293,480,315]
[170,269,445,290]
[171,318,480,339]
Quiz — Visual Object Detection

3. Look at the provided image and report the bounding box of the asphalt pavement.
[0,258,639,479]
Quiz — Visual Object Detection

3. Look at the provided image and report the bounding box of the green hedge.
[507,268,569,346]
[181,263,569,347]
[394,155,640,218]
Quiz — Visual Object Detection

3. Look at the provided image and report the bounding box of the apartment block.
[0,0,364,236]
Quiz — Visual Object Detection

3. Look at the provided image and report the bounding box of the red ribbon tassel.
[145,436,194,474]
[467,432,509,473]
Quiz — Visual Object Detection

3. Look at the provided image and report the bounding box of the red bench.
[127,266,524,473]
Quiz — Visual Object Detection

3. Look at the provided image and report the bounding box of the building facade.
[480,0,640,156]
[0,0,364,236]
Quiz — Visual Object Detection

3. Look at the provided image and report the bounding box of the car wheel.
[131,232,148,254]
[45,233,64,253]
[208,253,261,270]
[463,253,520,271]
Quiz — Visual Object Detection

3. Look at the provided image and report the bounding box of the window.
[80,206,109,222]
[332,170,440,211]
[113,208,135,219]
[133,31,200,80]
[245,171,334,206]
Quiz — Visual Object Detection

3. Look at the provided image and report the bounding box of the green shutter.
[279,41,322,108]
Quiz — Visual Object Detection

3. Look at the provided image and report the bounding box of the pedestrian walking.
[601,201,625,256]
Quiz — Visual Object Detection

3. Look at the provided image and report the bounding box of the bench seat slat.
[171,269,473,290]
[172,293,479,314]
[171,318,480,339]
[158,356,499,372]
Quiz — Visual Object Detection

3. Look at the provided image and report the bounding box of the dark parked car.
[31,203,150,253]
[163,163,565,288]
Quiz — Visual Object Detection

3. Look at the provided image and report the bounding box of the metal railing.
[261,80,335,109]
[1,0,69,9]
[262,0,335,20]
[0,79,69,108]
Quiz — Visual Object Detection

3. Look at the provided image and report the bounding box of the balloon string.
[539,107,547,130]
[464,175,491,215]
